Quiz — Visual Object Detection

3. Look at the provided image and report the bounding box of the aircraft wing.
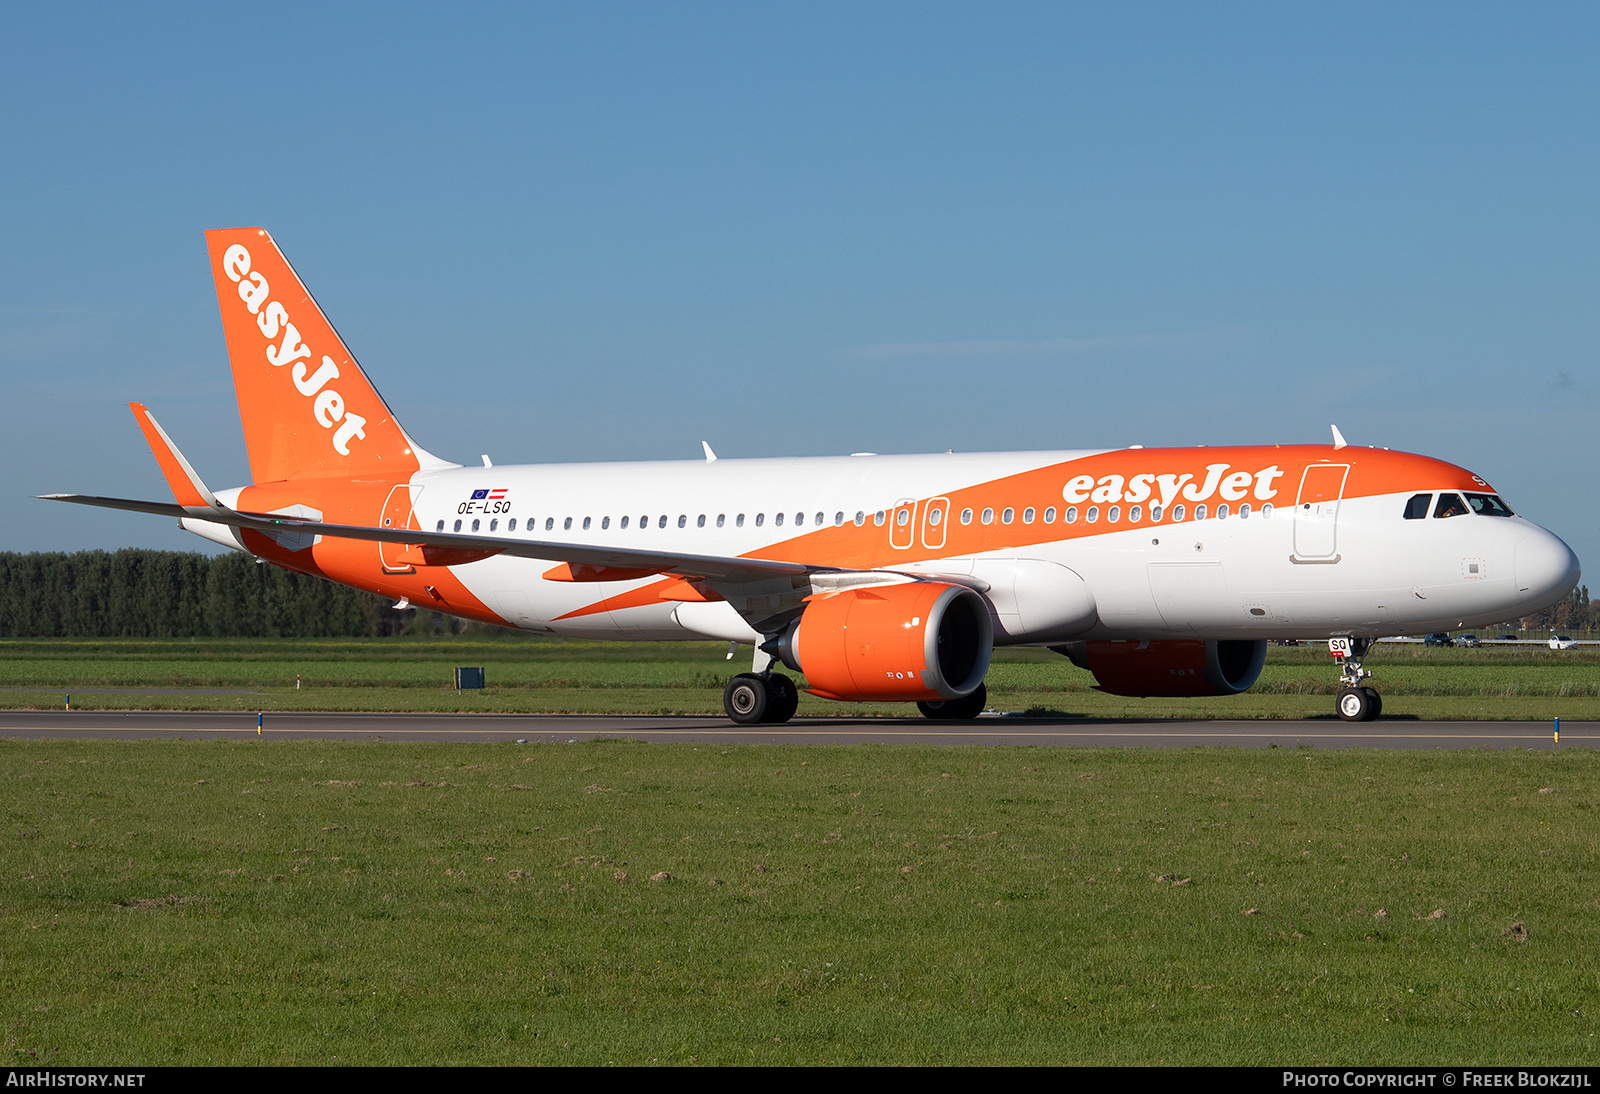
[41,492,821,582]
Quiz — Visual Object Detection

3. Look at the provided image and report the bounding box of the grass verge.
[3,638,1600,720]
[3,738,1598,1064]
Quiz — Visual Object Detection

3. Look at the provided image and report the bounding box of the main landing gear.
[723,672,800,725]
[917,682,987,721]
[1330,637,1382,722]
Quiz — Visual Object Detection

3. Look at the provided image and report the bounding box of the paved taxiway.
[0,710,1585,748]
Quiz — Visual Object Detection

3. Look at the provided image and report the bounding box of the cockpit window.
[1433,493,1470,519]
[1403,493,1431,520]
[1465,493,1514,517]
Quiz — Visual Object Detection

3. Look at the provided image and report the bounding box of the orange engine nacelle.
[778,582,993,703]
[1058,639,1267,697]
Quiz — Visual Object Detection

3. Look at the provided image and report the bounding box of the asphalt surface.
[0,709,1586,748]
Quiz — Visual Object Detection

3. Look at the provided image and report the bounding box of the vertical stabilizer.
[205,227,440,484]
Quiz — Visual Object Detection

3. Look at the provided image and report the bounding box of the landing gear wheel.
[1362,686,1382,720]
[766,673,799,724]
[917,682,988,721]
[1337,686,1374,722]
[724,673,769,725]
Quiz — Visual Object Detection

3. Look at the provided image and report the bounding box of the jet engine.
[778,581,993,702]
[1054,639,1267,697]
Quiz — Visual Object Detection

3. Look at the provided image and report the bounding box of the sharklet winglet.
[128,403,225,515]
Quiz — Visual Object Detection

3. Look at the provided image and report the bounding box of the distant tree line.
[4,549,1587,641]
[0,550,484,638]
[1522,585,1594,635]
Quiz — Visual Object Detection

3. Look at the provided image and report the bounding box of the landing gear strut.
[1330,637,1382,722]
[723,672,799,725]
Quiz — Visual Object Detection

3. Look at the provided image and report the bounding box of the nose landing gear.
[1330,637,1382,722]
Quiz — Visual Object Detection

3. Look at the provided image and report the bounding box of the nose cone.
[1515,528,1581,609]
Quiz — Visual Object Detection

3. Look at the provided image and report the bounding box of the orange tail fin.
[205,227,434,484]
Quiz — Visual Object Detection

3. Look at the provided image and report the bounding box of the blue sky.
[5,3,1598,576]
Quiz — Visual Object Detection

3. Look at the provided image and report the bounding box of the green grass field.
[2,637,1599,720]
[3,738,1598,1064]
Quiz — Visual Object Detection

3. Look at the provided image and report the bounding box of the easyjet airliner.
[46,228,1581,724]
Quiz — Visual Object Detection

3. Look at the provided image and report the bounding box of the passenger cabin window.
[658,515,668,529]
[981,508,994,525]
[1044,507,1056,523]
[621,516,629,529]
[509,518,517,531]
[1065,506,1078,523]
[854,511,865,526]
[1403,493,1432,520]
[1150,504,1162,521]
[755,513,765,527]
[1001,508,1014,524]
[1086,506,1099,523]
[545,517,555,531]
[437,520,445,532]
[697,514,706,528]
[472,519,481,532]
[583,517,591,531]
[834,512,843,526]
[775,512,785,527]
[1023,507,1035,524]
[1172,504,1185,521]
[961,508,973,525]
[1129,505,1142,522]
[717,514,726,527]
[816,512,825,526]
[737,514,746,527]
[1466,493,1514,517]
[489,519,498,531]
[601,516,609,530]
[1434,493,1469,519]
[453,519,462,532]
[563,517,572,531]
[1108,505,1121,523]
[677,515,687,529]
[1194,504,1207,520]
[874,511,886,525]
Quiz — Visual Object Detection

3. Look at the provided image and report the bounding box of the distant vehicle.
[1424,633,1456,647]
[1549,635,1577,650]
[1274,639,1301,647]
[1458,635,1481,647]
[1497,634,1519,642]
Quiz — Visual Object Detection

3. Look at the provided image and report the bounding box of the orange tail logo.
[206,227,421,484]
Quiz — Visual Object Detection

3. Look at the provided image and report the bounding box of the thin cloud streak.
[851,327,1254,361]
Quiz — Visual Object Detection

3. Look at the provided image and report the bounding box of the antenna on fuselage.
[1330,425,1348,450]
[702,441,718,463]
